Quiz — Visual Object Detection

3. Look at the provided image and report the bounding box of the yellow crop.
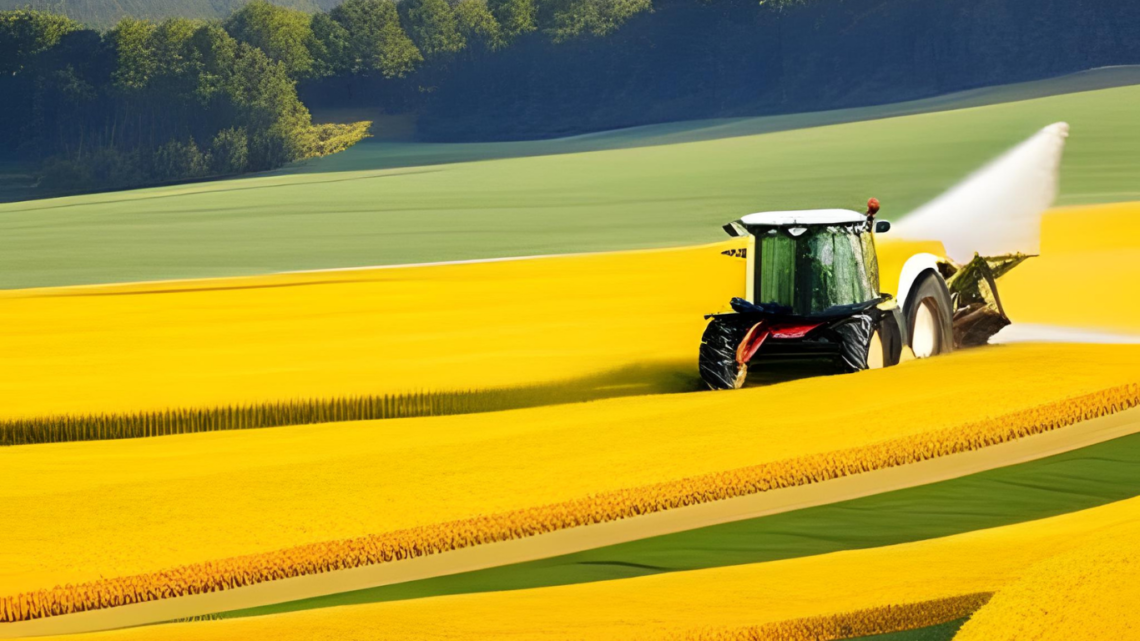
[1,202,1134,445]
[0,242,745,424]
[998,201,1140,333]
[953,525,1140,640]
[25,493,1140,641]
[2,344,1137,622]
[676,593,991,641]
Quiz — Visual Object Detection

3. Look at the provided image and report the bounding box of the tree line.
[0,0,672,193]
[410,0,1140,140]
[8,0,1131,194]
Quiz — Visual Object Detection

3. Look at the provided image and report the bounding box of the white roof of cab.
[740,209,866,226]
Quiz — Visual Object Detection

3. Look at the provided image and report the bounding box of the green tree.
[107,17,198,90]
[148,18,200,90]
[225,42,314,168]
[453,0,503,50]
[543,0,650,42]
[188,22,239,101]
[309,12,351,76]
[329,0,423,77]
[223,0,315,78]
[398,0,465,59]
[486,0,535,40]
[0,10,79,75]
[210,127,249,174]
[152,137,209,180]
[106,18,157,90]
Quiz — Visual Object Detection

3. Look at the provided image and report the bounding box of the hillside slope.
[2,82,1139,289]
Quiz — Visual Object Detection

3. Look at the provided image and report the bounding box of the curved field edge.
[670,593,990,641]
[3,384,1137,624]
[219,427,1140,619]
[3,83,1140,289]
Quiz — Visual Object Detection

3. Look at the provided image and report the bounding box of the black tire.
[856,310,904,371]
[832,314,876,373]
[877,308,904,368]
[904,271,954,358]
[699,316,752,390]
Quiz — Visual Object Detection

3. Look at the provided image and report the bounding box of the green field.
[2,70,1140,290]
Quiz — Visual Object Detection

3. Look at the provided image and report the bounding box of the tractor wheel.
[867,329,885,369]
[834,314,897,373]
[872,309,905,369]
[905,271,954,358]
[699,316,752,390]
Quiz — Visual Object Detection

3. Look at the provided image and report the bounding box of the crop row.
[674,592,991,640]
[2,384,1136,623]
[0,386,598,447]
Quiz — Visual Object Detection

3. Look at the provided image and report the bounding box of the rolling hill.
[2,76,1140,289]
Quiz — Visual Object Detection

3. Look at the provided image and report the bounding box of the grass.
[854,619,967,641]
[294,66,1140,174]
[2,72,1140,289]
[221,428,1140,618]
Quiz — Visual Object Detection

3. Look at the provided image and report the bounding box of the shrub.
[210,127,249,175]
[151,137,209,182]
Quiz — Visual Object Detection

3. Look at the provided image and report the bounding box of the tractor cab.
[723,209,886,316]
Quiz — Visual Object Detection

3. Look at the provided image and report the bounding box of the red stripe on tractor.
[736,321,824,365]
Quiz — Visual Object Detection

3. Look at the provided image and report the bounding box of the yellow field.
[2,343,1137,604]
[0,243,745,421]
[0,202,1135,427]
[999,201,1140,333]
[3,202,1139,628]
[30,491,1140,640]
[954,521,1140,641]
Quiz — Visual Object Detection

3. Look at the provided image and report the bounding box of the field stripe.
[4,403,1138,638]
[217,408,1140,618]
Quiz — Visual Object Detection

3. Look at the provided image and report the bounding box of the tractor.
[698,200,1028,390]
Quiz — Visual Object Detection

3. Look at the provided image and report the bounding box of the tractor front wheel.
[905,272,954,358]
[699,316,752,390]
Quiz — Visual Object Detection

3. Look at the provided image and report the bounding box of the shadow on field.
[744,358,843,388]
[1,359,841,447]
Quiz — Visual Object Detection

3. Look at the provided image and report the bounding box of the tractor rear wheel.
[699,316,752,390]
[905,272,954,358]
